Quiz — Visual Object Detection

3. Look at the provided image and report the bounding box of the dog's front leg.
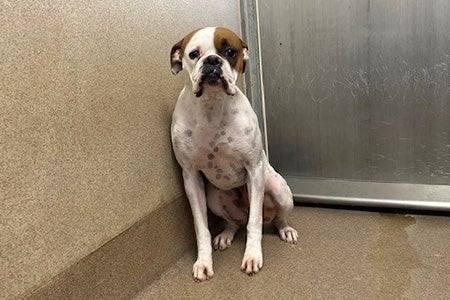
[182,169,214,282]
[241,160,265,275]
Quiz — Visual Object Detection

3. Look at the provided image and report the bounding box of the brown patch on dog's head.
[170,28,201,74]
[213,27,249,73]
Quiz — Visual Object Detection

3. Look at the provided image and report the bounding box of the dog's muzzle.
[202,55,223,83]
[195,55,232,98]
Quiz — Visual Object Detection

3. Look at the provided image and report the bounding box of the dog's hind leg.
[206,183,246,250]
[265,166,298,244]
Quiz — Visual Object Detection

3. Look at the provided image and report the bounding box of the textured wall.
[0,1,241,298]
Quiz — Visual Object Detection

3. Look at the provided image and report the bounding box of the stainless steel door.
[257,0,450,209]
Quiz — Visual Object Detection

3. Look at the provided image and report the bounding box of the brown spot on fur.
[222,205,246,224]
[232,185,250,208]
[232,198,244,208]
[263,194,279,223]
[265,206,276,212]
[214,27,248,73]
[170,28,201,74]
[222,205,232,220]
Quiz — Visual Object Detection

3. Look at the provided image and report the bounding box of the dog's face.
[170,27,249,97]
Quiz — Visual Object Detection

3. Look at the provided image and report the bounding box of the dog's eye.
[189,50,200,60]
[224,48,236,58]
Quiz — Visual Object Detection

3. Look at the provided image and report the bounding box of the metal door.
[251,0,450,210]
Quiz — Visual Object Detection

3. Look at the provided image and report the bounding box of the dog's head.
[170,27,249,97]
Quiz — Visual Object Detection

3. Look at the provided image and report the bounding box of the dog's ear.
[170,39,183,75]
[241,41,249,73]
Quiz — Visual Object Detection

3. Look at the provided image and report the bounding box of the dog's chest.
[172,108,257,189]
[171,90,263,189]
[185,123,249,189]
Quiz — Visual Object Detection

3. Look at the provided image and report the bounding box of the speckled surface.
[135,207,450,300]
[29,197,196,300]
[0,1,241,298]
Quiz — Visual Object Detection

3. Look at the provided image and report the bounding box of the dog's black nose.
[204,55,222,66]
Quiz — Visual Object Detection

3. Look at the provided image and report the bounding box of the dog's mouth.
[194,67,234,98]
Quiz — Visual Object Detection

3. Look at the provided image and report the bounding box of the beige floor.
[135,206,450,300]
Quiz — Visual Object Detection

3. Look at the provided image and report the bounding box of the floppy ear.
[170,39,183,75]
[241,41,249,73]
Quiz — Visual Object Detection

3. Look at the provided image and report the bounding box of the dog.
[170,27,297,282]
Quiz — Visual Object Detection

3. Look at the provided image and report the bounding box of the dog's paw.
[278,226,298,244]
[213,230,234,251]
[240,250,263,276]
[192,259,214,282]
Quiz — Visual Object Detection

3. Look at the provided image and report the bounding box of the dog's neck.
[185,83,234,127]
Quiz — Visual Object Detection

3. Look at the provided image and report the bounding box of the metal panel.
[240,0,267,152]
[287,177,450,211]
[259,0,450,185]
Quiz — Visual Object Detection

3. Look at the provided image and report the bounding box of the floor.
[135,206,450,300]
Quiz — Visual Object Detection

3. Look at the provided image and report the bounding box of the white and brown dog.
[170,27,297,282]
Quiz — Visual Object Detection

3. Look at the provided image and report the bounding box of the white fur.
[171,27,297,282]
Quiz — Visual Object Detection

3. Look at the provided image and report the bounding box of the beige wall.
[0,1,241,298]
